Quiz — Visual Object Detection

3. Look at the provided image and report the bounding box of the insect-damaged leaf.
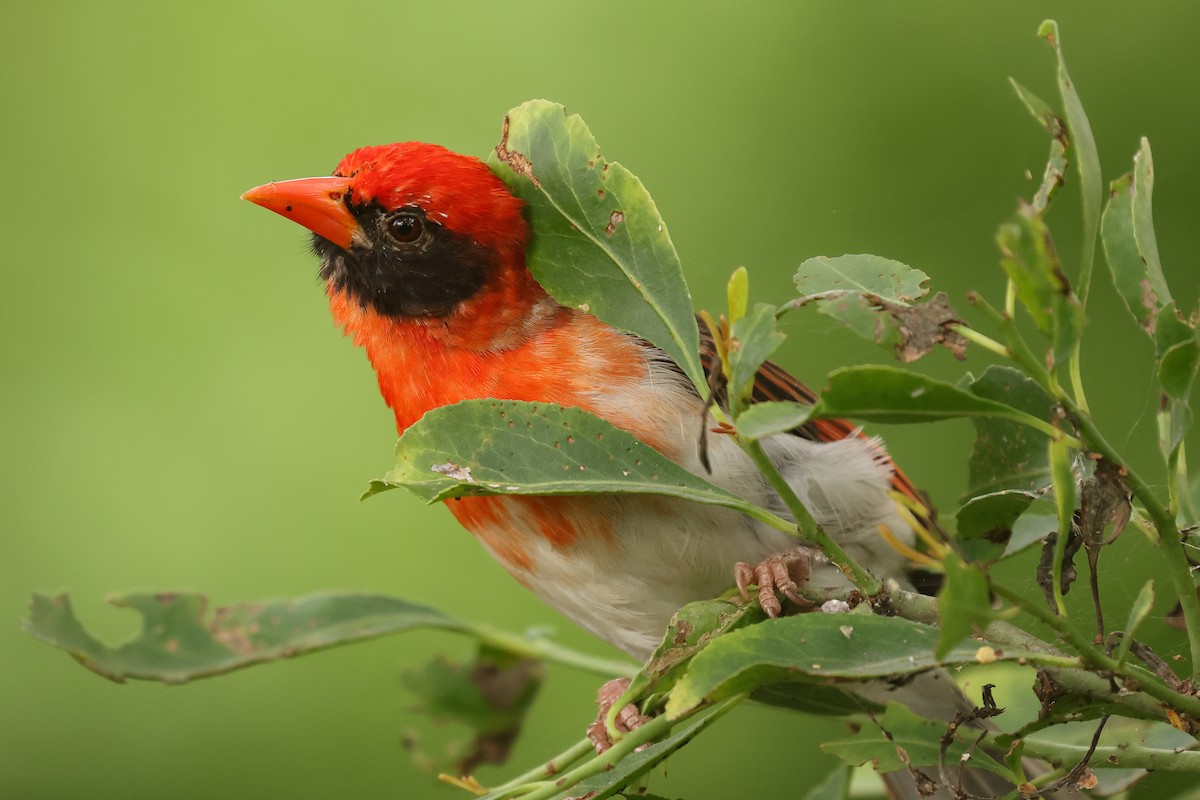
[996,203,1083,364]
[1039,19,1103,303]
[1101,140,1174,336]
[489,100,704,391]
[402,644,542,777]
[792,255,967,362]
[1009,79,1067,213]
[23,591,471,683]
[373,400,771,523]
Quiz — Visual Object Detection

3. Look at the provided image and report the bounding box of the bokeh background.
[6,2,1200,798]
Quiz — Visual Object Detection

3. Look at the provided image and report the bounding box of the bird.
[241,140,998,798]
[241,141,930,655]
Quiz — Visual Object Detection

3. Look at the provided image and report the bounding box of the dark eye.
[386,213,424,244]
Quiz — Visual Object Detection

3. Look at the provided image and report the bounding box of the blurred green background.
[5,2,1200,797]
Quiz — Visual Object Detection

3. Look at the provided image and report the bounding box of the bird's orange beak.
[241,176,359,250]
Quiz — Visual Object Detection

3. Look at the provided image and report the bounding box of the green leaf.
[1102,175,1157,333]
[1102,140,1175,335]
[962,366,1058,500]
[1114,580,1155,667]
[1039,19,1103,303]
[800,764,851,800]
[996,203,1083,363]
[956,489,1056,562]
[489,100,703,390]
[375,400,773,526]
[625,598,765,701]
[728,303,786,406]
[794,254,930,302]
[735,400,814,441]
[936,554,993,659]
[401,644,542,776]
[1024,718,1198,792]
[1131,140,1170,303]
[23,591,468,684]
[822,702,1011,779]
[814,365,1055,432]
[1008,79,1067,212]
[814,292,901,351]
[792,255,966,362]
[665,614,1026,719]
[1158,316,1200,402]
[1153,304,1199,459]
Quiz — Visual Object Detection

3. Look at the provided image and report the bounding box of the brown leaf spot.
[885,292,969,362]
[1140,278,1160,333]
[604,210,624,236]
[494,115,540,188]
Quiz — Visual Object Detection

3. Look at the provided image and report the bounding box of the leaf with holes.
[401,644,543,776]
[997,204,1082,363]
[792,255,966,362]
[488,100,703,390]
[1039,19,1103,300]
[1102,140,1173,336]
[23,591,470,684]
[1009,79,1067,212]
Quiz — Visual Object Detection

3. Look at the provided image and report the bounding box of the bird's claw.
[586,677,652,753]
[734,549,815,618]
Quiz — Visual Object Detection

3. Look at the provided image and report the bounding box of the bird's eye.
[386,213,424,244]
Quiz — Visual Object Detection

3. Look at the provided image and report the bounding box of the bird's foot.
[735,548,816,618]
[586,677,652,753]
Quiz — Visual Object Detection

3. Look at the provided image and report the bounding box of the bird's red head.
[242,142,537,324]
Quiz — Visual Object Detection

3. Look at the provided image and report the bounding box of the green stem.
[740,438,883,595]
[991,582,1200,718]
[481,739,594,799]
[968,293,1055,393]
[1057,392,1200,683]
[472,625,637,679]
[516,695,747,800]
[948,323,1010,358]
